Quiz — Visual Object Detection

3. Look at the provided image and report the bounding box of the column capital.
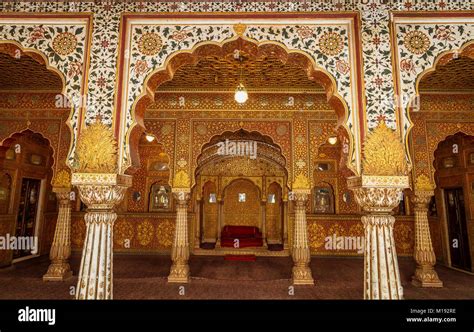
[412,190,434,207]
[348,175,409,213]
[291,188,310,204]
[172,187,191,203]
[52,186,72,203]
[72,173,132,209]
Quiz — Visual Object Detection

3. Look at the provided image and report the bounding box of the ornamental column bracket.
[43,169,73,282]
[290,173,314,285]
[411,174,443,288]
[348,121,410,300]
[168,170,191,283]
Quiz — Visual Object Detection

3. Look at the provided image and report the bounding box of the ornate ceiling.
[0,53,63,92]
[419,56,474,92]
[157,52,325,93]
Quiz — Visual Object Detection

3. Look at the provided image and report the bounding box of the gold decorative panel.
[71,214,178,251]
[266,182,283,243]
[202,180,218,242]
[158,53,324,93]
[223,179,260,228]
[419,56,474,92]
[0,53,63,91]
[149,92,332,111]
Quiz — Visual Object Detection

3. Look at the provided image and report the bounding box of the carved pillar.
[411,180,443,287]
[261,200,267,248]
[348,175,408,299]
[43,186,73,281]
[72,173,131,300]
[283,200,289,250]
[168,189,191,283]
[291,188,314,285]
[216,198,223,247]
[195,197,201,249]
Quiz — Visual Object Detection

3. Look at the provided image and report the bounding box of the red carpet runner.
[224,255,256,262]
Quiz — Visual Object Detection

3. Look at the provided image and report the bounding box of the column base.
[292,266,314,285]
[168,263,190,283]
[412,269,443,288]
[43,263,73,282]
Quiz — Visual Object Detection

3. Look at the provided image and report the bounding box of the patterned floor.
[0,254,473,299]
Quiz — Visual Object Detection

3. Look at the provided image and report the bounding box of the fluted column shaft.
[349,176,408,299]
[291,190,314,285]
[72,173,131,300]
[362,213,402,299]
[168,190,190,283]
[412,191,443,287]
[43,188,73,281]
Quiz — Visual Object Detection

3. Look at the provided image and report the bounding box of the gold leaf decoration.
[362,121,409,176]
[173,169,190,188]
[52,169,71,188]
[415,174,434,191]
[74,121,117,173]
[233,23,247,36]
[292,173,310,190]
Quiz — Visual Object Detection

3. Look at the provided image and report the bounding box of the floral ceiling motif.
[0,53,63,91]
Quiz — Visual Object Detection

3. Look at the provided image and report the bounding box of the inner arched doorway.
[433,133,474,272]
[194,129,288,254]
[0,42,73,277]
[408,47,474,279]
[127,34,357,285]
[0,131,55,263]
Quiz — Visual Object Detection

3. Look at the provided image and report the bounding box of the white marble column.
[349,175,408,299]
[412,190,443,287]
[43,187,73,281]
[168,189,191,283]
[291,189,314,285]
[72,173,131,300]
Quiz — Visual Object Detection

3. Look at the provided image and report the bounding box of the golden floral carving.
[404,30,430,55]
[362,121,409,176]
[318,32,343,56]
[308,223,325,249]
[138,33,163,56]
[395,223,413,252]
[74,121,117,173]
[156,220,175,248]
[328,224,346,237]
[233,23,247,36]
[349,223,364,237]
[114,220,134,247]
[52,32,77,56]
[52,169,71,188]
[173,169,190,188]
[415,174,434,192]
[292,173,310,190]
[137,220,154,246]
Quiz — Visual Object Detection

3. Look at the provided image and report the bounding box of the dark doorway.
[14,178,41,259]
[444,187,471,271]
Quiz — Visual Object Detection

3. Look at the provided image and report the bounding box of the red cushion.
[222,225,261,238]
[220,225,263,248]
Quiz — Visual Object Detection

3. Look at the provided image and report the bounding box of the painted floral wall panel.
[0,1,472,175]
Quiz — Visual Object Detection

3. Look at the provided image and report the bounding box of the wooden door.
[14,178,41,259]
[444,187,472,271]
